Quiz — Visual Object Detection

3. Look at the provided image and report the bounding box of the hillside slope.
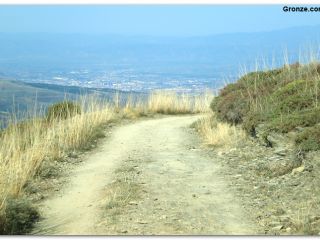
[211,62,320,152]
[0,79,138,125]
[206,62,320,234]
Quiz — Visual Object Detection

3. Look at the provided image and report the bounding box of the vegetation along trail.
[32,115,259,235]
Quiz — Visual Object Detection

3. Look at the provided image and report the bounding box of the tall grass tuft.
[0,96,114,224]
[195,115,247,147]
[113,89,214,116]
[147,90,212,114]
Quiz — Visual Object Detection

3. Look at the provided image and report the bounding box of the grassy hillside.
[0,79,77,122]
[0,79,144,126]
[210,61,320,152]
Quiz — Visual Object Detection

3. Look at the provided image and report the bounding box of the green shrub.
[273,80,307,98]
[242,111,265,136]
[266,108,320,133]
[211,90,249,124]
[46,101,81,121]
[211,67,285,126]
[0,197,39,234]
[295,125,320,151]
[271,80,318,114]
[237,68,283,87]
[211,62,320,152]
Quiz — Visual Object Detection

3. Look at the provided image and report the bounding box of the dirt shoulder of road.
[212,138,320,235]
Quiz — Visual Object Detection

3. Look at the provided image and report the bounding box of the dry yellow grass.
[147,90,212,114]
[0,96,114,216]
[117,89,213,116]
[196,115,246,147]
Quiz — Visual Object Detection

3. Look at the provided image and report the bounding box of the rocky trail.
[32,115,260,235]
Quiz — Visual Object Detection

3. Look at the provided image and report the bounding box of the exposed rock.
[272,225,284,231]
[213,134,320,235]
[269,221,282,227]
[267,155,302,177]
[68,151,79,159]
[291,165,305,175]
[266,132,286,148]
[137,220,148,224]
[294,126,305,132]
[274,148,287,156]
[288,180,300,187]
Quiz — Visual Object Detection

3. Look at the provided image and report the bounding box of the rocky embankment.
[214,125,320,235]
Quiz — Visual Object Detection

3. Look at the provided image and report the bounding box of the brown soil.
[32,115,260,235]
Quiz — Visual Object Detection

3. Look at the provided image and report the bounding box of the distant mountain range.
[0,25,319,74]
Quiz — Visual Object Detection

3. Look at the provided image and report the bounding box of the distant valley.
[1,25,320,124]
[0,25,320,93]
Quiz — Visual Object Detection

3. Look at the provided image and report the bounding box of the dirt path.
[33,115,259,235]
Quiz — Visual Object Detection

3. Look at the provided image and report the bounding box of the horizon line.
[0,23,319,38]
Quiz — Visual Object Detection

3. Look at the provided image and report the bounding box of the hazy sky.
[1,5,320,36]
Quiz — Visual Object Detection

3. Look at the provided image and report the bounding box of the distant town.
[1,67,225,93]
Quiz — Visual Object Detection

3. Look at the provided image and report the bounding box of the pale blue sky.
[0,5,320,36]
